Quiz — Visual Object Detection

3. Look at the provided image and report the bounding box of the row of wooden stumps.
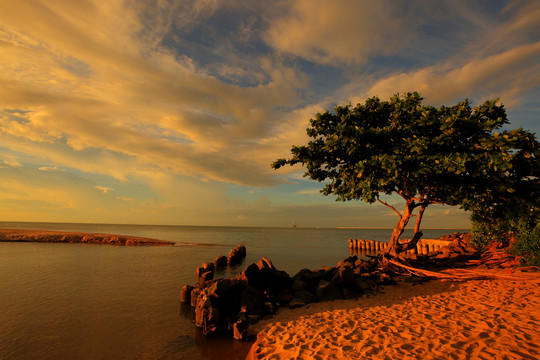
[348,239,445,255]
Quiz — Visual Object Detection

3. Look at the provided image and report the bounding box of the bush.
[471,204,539,266]
[510,222,540,266]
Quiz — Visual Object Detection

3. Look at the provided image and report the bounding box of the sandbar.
[247,270,540,359]
[0,229,174,246]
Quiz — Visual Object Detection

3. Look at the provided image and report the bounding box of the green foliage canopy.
[272,92,539,251]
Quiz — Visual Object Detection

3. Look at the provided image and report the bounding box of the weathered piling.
[348,239,388,253]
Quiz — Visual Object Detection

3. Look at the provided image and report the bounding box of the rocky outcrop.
[181,249,395,340]
[228,245,247,265]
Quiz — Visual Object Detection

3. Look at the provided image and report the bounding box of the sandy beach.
[247,271,540,360]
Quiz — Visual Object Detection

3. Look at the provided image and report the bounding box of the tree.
[272,92,539,257]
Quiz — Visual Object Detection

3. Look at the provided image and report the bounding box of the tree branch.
[377,197,402,219]
[414,203,428,233]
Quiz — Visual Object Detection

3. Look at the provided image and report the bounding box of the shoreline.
[0,229,174,246]
[246,271,540,359]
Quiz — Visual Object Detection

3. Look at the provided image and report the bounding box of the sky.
[0,0,539,228]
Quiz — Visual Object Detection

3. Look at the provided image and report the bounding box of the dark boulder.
[289,298,307,309]
[206,278,246,299]
[180,284,193,303]
[277,288,293,304]
[337,255,358,268]
[233,316,251,341]
[214,255,228,267]
[196,266,214,284]
[253,257,292,295]
[190,287,201,307]
[195,294,220,334]
[331,266,356,289]
[343,288,358,299]
[292,289,317,305]
[228,245,247,265]
[377,272,396,285]
[240,286,265,319]
[291,279,309,292]
[316,280,343,301]
[354,259,374,274]
[202,262,215,272]
[237,263,261,287]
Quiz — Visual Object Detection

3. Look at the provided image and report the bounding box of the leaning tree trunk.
[386,201,428,257]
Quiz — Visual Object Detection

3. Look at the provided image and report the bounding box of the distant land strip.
[0,229,174,246]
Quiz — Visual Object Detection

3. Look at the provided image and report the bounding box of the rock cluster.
[181,250,395,340]
[433,233,477,259]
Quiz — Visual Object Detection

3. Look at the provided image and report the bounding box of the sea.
[0,222,467,360]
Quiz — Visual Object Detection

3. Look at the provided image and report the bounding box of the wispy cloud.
[38,166,62,172]
[1,159,22,168]
[94,186,114,194]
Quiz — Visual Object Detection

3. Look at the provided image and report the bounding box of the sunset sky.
[0,0,539,228]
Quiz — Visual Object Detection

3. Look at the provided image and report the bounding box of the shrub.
[471,204,539,265]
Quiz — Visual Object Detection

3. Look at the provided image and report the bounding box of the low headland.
[0,229,174,246]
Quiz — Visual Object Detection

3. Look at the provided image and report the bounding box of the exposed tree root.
[465,248,521,268]
[384,258,539,281]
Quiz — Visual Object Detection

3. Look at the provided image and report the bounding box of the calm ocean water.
[0,222,467,360]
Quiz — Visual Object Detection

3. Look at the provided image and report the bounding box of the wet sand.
[247,270,540,359]
[0,229,174,245]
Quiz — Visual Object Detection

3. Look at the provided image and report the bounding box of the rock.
[289,298,306,309]
[377,273,396,285]
[251,257,292,295]
[337,256,358,268]
[237,245,247,258]
[206,278,246,299]
[240,286,264,318]
[264,301,276,314]
[292,268,313,281]
[343,288,358,299]
[355,278,373,292]
[354,259,374,273]
[190,287,201,307]
[292,289,317,304]
[203,262,215,272]
[292,268,323,290]
[277,288,293,304]
[180,284,194,303]
[256,256,276,271]
[214,255,228,267]
[316,280,343,301]
[291,279,309,292]
[196,266,214,284]
[228,245,247,265]
[331,266,356,289]
[233,316,251,341]
[195,294,220,333]
[237,263,261,287]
